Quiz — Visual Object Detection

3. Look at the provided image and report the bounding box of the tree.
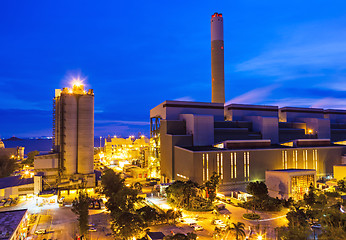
[71,191,90,237]
[229,222,246,240]
[337,178,346,192]
[22,150,39,166]
[246,181,268,200]
[101,169,145,239]
[164,232,197,240]
[0,155,16,178]
[136,206,159,225]
[319,207,346,239]
[112,211,145,240]
[204,172,220,203]
[303,183,316,208]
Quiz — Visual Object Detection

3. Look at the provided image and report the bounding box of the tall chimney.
[211,12,225,103]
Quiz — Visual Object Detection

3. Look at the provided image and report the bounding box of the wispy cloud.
[225,85,279,105]
[236,20,346,81]
[174,96,195,102]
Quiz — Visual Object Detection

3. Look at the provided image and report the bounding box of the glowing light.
[308,129,313,134]
[257,235,263,240]
[72,78,83,87]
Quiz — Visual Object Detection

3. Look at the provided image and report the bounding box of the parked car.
[194,225,204,231]
[35,229,47,234]
[213,219,224,225]
[189,222,197,227]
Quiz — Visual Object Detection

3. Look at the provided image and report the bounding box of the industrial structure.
[149,13,346,197]
[211,12,225,103]
[102,135,149,168]
[34,80,95,189]
[0,138,24,160]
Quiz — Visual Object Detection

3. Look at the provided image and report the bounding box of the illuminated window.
[303,150,308,169]
[230,152,237,179]
[206,154,209,180]
[220,153,223,180]
[217,153,220,175]
[282,151,288,169]
[313,149,318,170]
[291,174,315,200]
[202,154,205,181]
[293,150,298,168]
[244,152,250,181]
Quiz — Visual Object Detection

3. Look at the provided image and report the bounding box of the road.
[147,196,289,239]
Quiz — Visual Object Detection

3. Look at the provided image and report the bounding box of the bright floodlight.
[72,78,83,87]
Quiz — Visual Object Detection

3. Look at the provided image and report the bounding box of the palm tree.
[229,222,246,240]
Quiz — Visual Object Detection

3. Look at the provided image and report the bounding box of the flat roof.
[0,209,27,240]
[0,176,34,189]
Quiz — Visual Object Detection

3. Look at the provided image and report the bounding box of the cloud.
[174,96,195,102]
[225,85,279,105]
[95,120,150,125]
[235,20,346,80]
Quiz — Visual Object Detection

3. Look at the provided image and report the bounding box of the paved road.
[147,197,289,239]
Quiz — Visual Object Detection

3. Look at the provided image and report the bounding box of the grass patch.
[243,213,260,220]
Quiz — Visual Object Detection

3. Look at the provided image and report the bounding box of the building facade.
[150,101,346,192]
[34,81,95,188]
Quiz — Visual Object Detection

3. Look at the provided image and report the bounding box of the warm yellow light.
[257,234,263,240]
[72,78,83,87]
[308,129,313,134]
[25,170,29,175]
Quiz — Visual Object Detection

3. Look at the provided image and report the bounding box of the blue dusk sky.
[1,0,346,138]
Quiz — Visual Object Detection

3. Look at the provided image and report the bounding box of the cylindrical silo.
[77,93,94,174]
[62,94,78,175]
[211,12,225,103]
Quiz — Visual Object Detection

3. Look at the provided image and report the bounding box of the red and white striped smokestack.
[211,12,225,103]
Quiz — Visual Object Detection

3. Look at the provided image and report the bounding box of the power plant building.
[150,101,346,192]
[35,81,95,188]
[149,12,346,194]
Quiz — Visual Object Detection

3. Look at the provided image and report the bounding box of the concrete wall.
[299,117,331,139]
[180,114,214,146]
[150,101,224,121]
[246,116,279,144]
[0,183,34,199]
[333,165,346,180]
[159,120,192,182]
[173,146,345,188]
[34,154,59,169]
[225,104,278,121]
[279,107,324,122]
[77,95,94,174]
[324,109,346,123]
[265,171,290,199]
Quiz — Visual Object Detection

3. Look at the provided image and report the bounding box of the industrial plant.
[34,80,96,190]
[149,13,346,201]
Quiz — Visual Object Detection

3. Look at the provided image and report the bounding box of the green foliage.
[204,172,220,203]
[101,169,145,239]
[111,211,145,239]
[319,207,346,239]
[246,181,268,200]
[243,213,260,220]
[286,205,309,228]
[71,191,90,236]
[229,222,246,240]
[337,178,346,192]
[22,150,39,166]
[278,225,311,240]
[136,206,159,225]
[164,232,197,240]
[0,155,16,178]
[166,180,212,210]
[303,183,316,208]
